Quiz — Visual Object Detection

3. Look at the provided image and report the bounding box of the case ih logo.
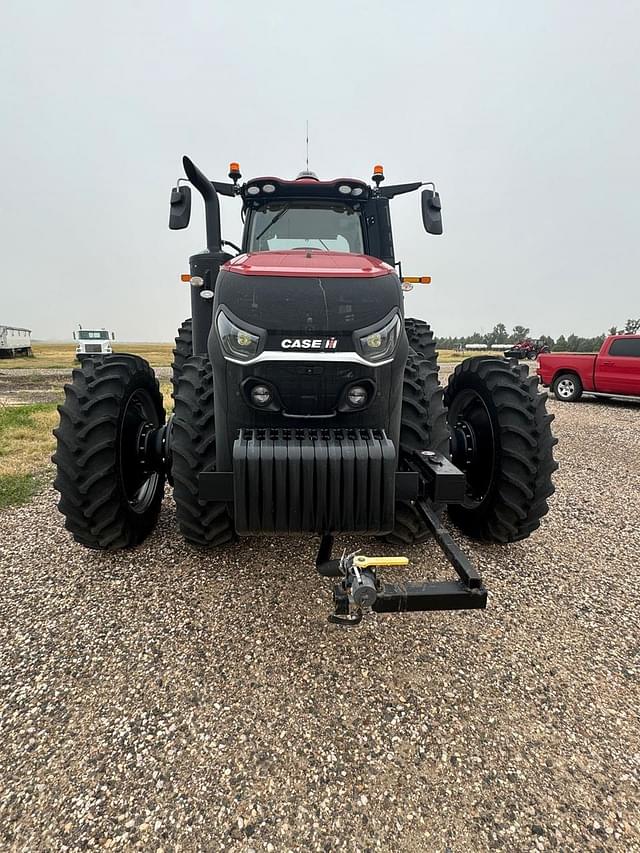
[280,338,338,350]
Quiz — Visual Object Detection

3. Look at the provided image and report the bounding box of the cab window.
[609,338,640,357]
[247,202,364,254]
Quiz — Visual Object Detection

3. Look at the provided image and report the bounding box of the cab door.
[595,337,640,395]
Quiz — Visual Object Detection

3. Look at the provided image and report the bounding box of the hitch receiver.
[324,500,487,625]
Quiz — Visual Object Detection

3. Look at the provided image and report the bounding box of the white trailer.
[0,325,33,358]
[73,327,115,360]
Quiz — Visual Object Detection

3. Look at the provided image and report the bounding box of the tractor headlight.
[217,310,262,361]
[356,314,401,363]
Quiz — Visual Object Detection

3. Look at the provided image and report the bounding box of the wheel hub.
[448,389,496,508]
[138,418,172,474]
[120,390,168,513]
[556,378,575,398]
[452,420,476,466]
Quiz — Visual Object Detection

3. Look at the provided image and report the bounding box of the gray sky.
[2,0,638,341]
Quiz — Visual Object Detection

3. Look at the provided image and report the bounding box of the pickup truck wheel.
[444,357,558,543]
[553,373,583,402]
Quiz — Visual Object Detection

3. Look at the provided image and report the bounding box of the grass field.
[0,380,173,507]
[1,342,174,369]
[0,403,58,507]
[437,348,497,362]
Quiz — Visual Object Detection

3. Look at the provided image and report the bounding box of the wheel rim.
[448,389,496,508]
[119,388,162,513]
[556,378,575,399]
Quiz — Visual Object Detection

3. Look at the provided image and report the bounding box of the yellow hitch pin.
[353,555,409,569]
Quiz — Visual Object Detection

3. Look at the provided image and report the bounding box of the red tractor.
[52,157,557,626]
[503,338,550,360]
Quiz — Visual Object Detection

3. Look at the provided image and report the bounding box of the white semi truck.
[0,325,33,358]
[74,327,116,361]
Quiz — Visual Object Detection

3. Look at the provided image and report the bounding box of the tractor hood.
[223,250,394,279]
[214,252,403,334]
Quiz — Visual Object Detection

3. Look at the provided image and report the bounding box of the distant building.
[0,325,33,358]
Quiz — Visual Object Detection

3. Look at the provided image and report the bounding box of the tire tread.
[52,354,165,550]
[445,357,558,542]
[172,355,236,548]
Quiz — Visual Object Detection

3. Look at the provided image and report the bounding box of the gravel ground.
[1,384,639,850]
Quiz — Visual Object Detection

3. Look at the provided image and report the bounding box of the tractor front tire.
[53,354,166,549]
[404,318,437,362]
[445,357,558,543]
[171,318,193,398]
[171,355,235,548]
[384,350,451,546]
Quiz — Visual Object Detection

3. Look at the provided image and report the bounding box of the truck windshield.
[78,330,109,340]
[247,202,364,253]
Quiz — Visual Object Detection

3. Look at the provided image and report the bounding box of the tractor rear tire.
[384,350,451,546]
[171,355,236,548]
[445,357,558,543]
[404,318,437,362]
[172,318,193,398]
[53,354,166,549]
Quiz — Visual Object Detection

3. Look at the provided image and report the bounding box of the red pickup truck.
[537,335,640,401]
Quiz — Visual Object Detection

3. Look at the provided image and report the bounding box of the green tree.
[490,322,508,344]
[510,325,530,343]
[554,335,568,351]
[624,318,640,334]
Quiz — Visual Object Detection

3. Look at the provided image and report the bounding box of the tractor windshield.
[247,202,364,253]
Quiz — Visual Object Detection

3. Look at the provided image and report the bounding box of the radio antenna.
[306,120,309,171]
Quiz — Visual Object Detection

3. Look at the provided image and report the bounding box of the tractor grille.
[232,427,396,535]
[85,344,102,353]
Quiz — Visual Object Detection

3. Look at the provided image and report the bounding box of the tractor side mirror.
[169,185,191,230]
[72,331,76,340]
[421,188,443,235]
[111,332,115,340]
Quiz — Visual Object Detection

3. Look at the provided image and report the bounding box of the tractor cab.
[239,174,371,258]
[170,159,443,269]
